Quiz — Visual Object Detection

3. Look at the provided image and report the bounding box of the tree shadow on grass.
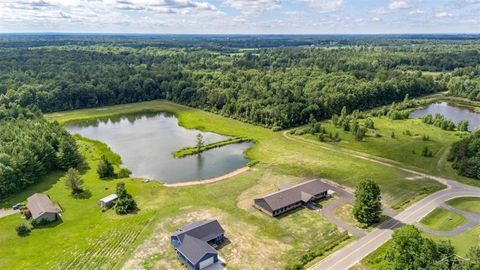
[0,171,65,209]
[73,189,92,200]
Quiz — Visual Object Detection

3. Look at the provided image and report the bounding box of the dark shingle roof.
[172,220,224,265]
[177,234,217,265]
[26,193,61,219]
[173,220,224,243]
[254,180,328,212]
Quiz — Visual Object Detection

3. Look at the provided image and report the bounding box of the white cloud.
[297,0,344,13]
[222,0,281,14]
[435,11,452,18]
[389,0,412,10]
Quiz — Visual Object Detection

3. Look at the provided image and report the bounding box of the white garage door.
[199,256,215,269]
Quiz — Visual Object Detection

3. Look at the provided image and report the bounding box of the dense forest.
[0,37,479,128]
[449,131,480,180]
[0,105,82,199]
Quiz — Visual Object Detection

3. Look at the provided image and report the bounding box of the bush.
[117,168,132,178]
[97,155,115,179]
[23,209,31,219]
[16,224,30,236]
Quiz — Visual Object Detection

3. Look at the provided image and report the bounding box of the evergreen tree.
[355,127,367,141]
[64,168,84,195]
[114,182,137,215]
[97,155,114,179]
[353,179,382,225]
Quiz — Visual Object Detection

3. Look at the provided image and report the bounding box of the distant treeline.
[0,105,82,199]
[1,34,480,49]
[2,43,479,129]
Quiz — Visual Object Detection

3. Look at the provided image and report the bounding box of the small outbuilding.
[26,193,61,223]
[98,194,118,209]
[254,179,329,217]
[171,220,225,270]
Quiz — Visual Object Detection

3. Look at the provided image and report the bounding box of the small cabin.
[26,193,61,223]
[98,194,118,209]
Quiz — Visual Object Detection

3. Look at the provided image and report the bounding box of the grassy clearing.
[447,197,480,214]
[429,226,480,256]
[333,204,389,231]
[172,137,252,158]
[302,117,466,176]
[420,208,467,231]
[0,100,448,269]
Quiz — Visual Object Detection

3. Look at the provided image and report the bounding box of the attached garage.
[171,220,225,270]
[199,256,215,269]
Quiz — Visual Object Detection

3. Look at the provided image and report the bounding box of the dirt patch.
[122,207,288,270]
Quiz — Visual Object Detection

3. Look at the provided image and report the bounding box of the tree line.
[0,105,82,199]
[3,44,478,129]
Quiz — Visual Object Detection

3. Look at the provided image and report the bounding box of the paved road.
[281,132,480,270]
[417,203,480,237]
[310,173,480,269]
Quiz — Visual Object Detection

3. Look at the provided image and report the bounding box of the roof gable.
[177,234,217,265]
[27,193,61,219]
[174,220,224,243]
[255,180,328,211]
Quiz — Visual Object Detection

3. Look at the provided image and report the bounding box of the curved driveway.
[281,132,480,270]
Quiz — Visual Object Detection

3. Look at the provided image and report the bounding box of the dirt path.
[164,167,250,187]
[0,209,17,219]
[282,131,449,185]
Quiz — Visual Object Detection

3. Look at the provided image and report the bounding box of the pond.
[410,102,480,130]
[66,112,253,184]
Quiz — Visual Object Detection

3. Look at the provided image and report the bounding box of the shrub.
[23,208,31,219]
[16,224,30,236]
[97,155,115,179]
[118,168,132,178]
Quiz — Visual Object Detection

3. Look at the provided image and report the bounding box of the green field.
[0,100,446,269]
[300,116,468,179]
[429,226,480,256]
[447,197,480,214]
[420,208,467,231]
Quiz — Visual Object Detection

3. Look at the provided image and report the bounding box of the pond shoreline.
[163,166,250,187]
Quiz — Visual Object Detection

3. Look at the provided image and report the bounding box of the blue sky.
[0,0,479,34]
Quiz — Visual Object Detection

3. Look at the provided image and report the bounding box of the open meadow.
[300,115,470,182]
[0,100,446,269]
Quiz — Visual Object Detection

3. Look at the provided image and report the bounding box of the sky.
[0,0,479,34]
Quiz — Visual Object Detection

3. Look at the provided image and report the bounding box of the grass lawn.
[420,208,467,231]
[300,116,469,180]
[429,225,480,256]
[447,197,480,214]
[333,204,389,231]
[0,100,447,269]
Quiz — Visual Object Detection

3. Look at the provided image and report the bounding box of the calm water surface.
[410,102,480,130]
[66,112,252,183]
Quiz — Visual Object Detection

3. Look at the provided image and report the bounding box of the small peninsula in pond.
[66,112,253,183]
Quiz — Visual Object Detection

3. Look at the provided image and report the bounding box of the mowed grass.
[0,100,448,269]
[301,116,468,178]
[429,225,480,256]
[420,208,467,231]
[447,197,480,214]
